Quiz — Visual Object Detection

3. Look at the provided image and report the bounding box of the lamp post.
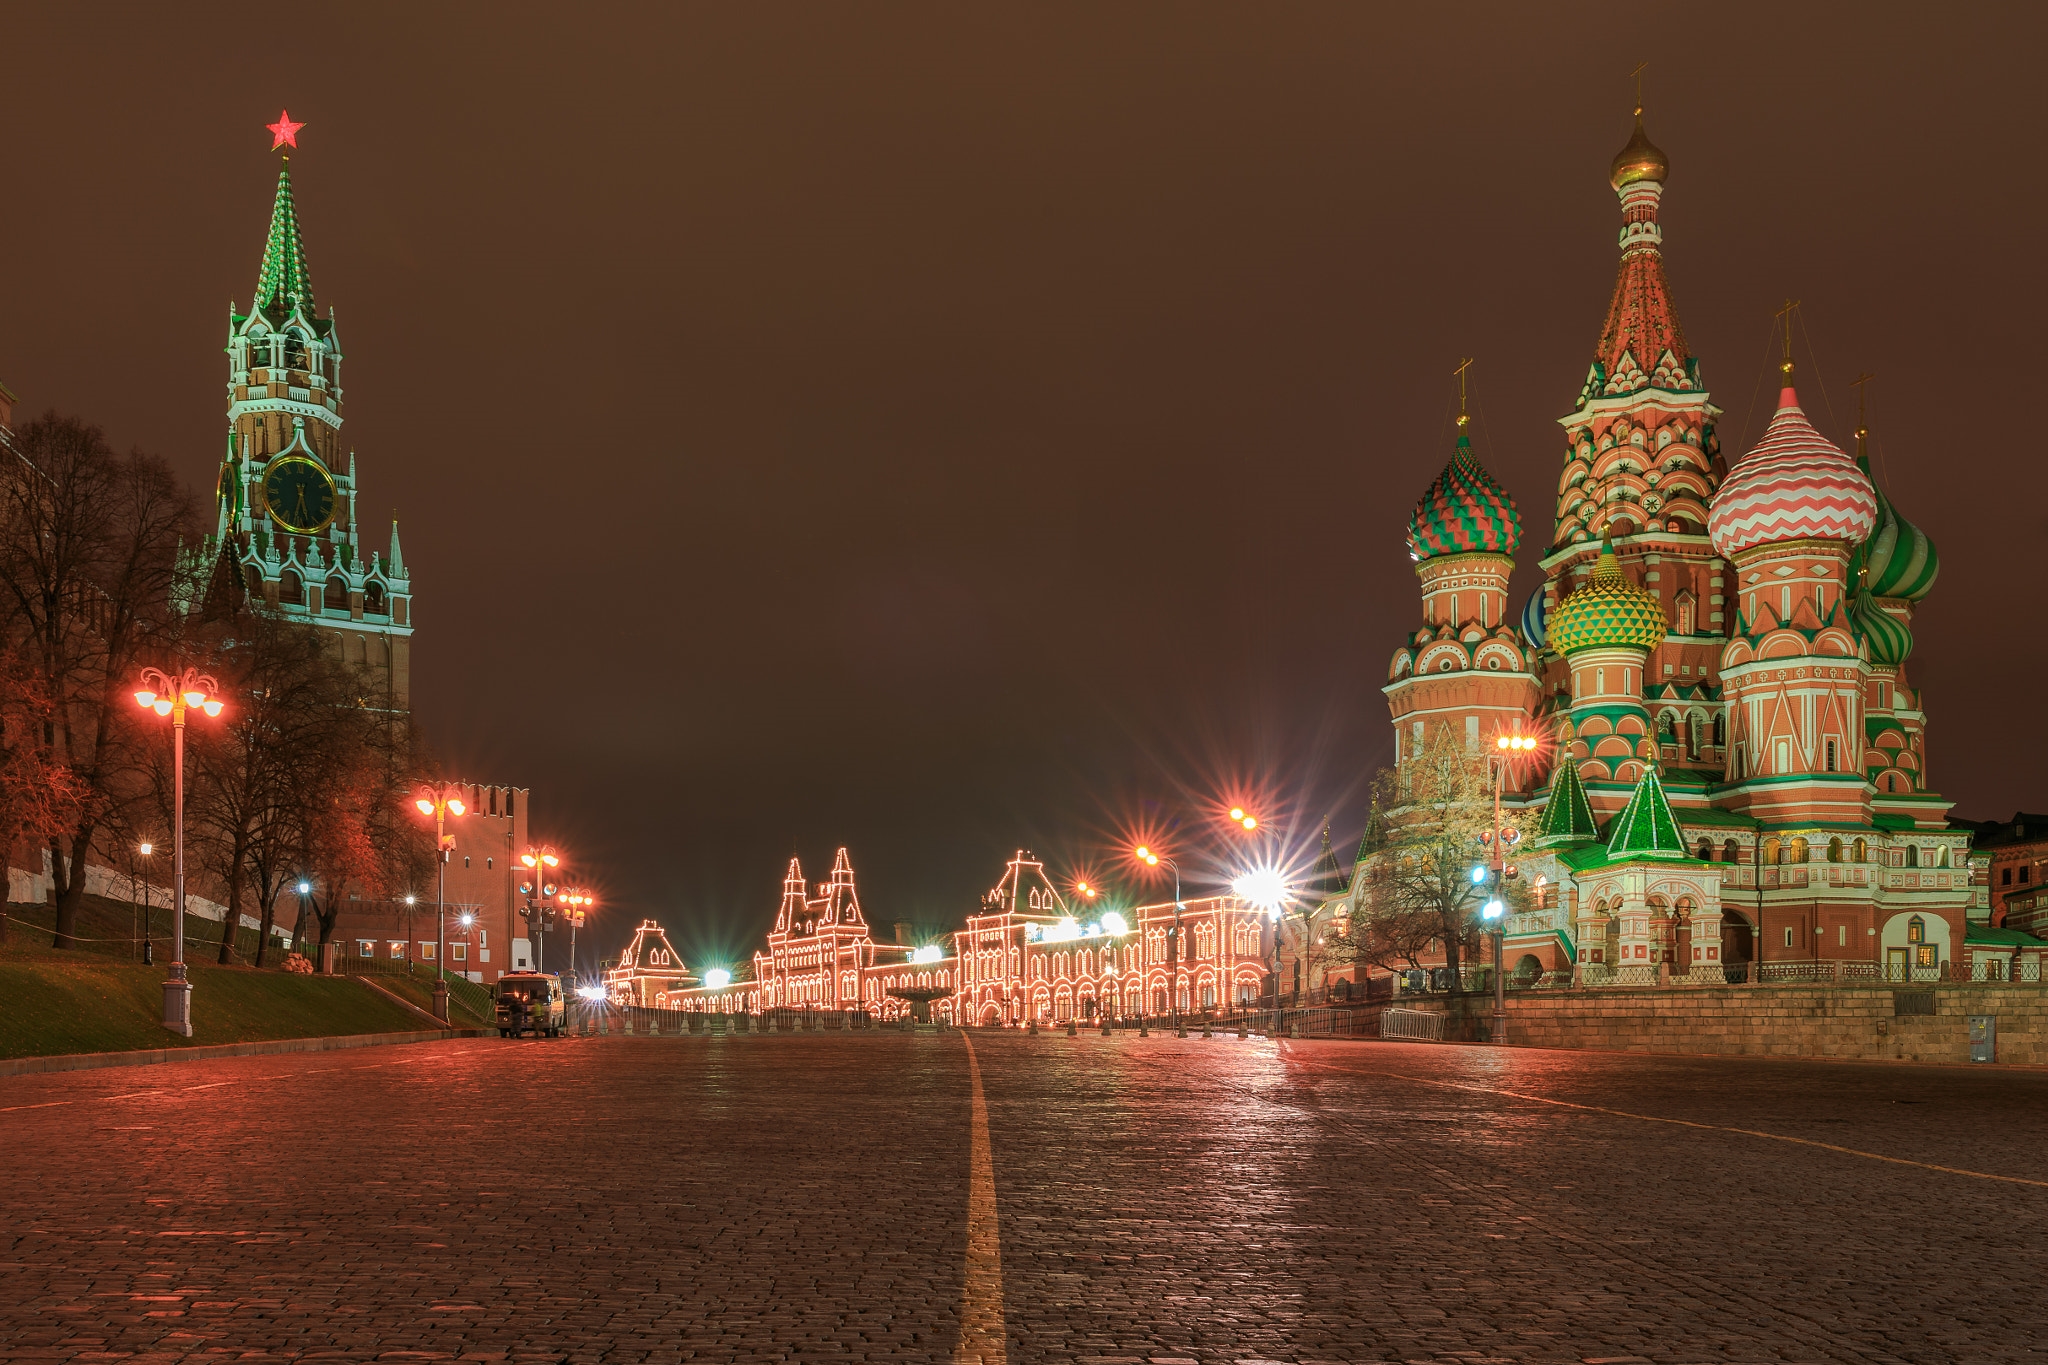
[294,878,311,960]
[458,911,476,984]
[520,845,563,971]
[561,890,593,979]
[1481,730,1541,1035]
[404,893,417,972]
[134,667,223,1036]
[413,783,469,1021]
[1133,847,1184,1035]
[138,841,155,966]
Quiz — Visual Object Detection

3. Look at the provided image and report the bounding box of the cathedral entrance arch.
[979,1003,1001,1027]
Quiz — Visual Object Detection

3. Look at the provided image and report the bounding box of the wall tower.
[195,117,413,711]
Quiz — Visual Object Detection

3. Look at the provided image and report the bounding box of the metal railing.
[1379,1007,1447,1042]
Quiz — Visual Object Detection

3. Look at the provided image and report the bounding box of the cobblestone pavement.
[3,1031,2046,1364]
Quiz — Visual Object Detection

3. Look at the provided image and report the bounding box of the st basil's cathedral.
[1373,110,2031,986]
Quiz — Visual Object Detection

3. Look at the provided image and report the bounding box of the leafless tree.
[0,414,194,949]
[1341,726,1531,998]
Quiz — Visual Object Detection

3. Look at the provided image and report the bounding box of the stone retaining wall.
[1467,985,2048,1064]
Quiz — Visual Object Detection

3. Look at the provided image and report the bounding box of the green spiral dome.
[1548,535,1667,656]
[1855,479,1939,602]
[1851,589,1914,667]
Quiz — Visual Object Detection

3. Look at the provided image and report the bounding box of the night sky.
[1,5,2040,969]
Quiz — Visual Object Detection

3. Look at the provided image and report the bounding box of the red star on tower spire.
[266,110,305,151]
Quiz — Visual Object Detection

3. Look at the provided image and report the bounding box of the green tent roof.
[1605,765,1690,860]
[1536,753,1598,845]
[254,159,314,315]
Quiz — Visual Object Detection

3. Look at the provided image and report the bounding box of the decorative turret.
[1535,753,1599,846]
[1407,435,1521,561]
[1604,763,1689,861]
[254,159,315,316]
[1548,534,1668,656]
[1707,330,1876,559]
[1851,589,1913,666]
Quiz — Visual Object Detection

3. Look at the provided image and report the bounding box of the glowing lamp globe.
[705,968,732,989]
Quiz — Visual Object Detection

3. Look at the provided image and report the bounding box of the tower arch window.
[1790,837,1808,864]
[1724,839,1741,865]
[324,576,348,611]
[1762,837,1781,866]
[1828,837,1843,863]
[1905,846,1919,869]
[279,569,303,604]
[1853,837,1868,864]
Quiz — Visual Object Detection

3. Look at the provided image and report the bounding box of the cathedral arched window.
[1828,838,1843,863]
[1790,838,1808,864]
[1761,837,1780,866]
[1907,916,1925,944]
[1686,714,1702,760]
[1712,714,1726,748]
[1658,711,1678,744]
[1938,846,1951,868]
[1696,839,1713,861]
[1905,846,1920,869]
[1854,838,1868,864]
[1724,839,1741,865]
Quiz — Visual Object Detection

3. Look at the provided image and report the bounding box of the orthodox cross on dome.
[1775,298,1801,378]
[1631,60,1648,116]
[266,110,305,151]
[1851,370,1875,437]
[1453,356,1475,430]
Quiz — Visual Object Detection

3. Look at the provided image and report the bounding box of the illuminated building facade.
[643,850,1274,1023]
[1359,112,2037,986]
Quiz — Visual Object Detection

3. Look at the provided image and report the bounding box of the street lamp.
[458,910,476,984]
[1132,846,1186,1035]
[1232,866,1291,1034]
[1481,729,1542,1032]
[404,893,417,973]
[137,841,155,966]
[413,783,469,1021]
[133,666,223,1036]
[520,845,563,971]
[561,889,594,978]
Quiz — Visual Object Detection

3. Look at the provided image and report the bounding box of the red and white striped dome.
[1708,387,1877,558]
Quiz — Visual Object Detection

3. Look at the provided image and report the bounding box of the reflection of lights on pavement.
[705,968,733,988]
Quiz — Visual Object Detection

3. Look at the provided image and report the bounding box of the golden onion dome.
[1610,113,1669,190]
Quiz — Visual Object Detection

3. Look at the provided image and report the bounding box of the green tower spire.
[1605,764,1690,860]
[253,158,314,314]
[1535,753,1599,845]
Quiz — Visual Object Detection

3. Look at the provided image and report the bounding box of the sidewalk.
[0,1026,492,1078]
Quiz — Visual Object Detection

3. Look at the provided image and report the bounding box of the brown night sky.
[0,4,2041,965]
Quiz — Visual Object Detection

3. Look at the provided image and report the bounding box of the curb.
[0,1026,493,1078]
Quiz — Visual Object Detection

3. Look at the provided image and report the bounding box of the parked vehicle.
[497,972,566,1037]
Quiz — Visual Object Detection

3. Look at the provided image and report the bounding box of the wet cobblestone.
[0,1031,2043,1362]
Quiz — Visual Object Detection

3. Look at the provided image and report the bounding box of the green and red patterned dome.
[1548,534,1667,655]
[1407,434,1521,561]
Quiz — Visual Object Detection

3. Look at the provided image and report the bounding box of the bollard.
[1138,1017,1149,1037]
[767,1013,779,1032]
[1202,1019,1212,1039]
[1028,1019,1038,1035]
[1176,1024,1187,1038]
[1066,1019,1078,1037]
[1100,1019,1112,1037]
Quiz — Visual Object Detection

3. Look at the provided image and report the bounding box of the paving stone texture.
[1,1031,2045,1363]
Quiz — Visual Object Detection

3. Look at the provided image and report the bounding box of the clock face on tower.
[262,456,337,534]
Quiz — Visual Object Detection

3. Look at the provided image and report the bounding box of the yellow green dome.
[1548,536,1667,655]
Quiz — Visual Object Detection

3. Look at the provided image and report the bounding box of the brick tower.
[194,118,413,711]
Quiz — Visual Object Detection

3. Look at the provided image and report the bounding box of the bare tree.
[1343,727,1531,998]
[0,415,194,949]
[0,652,88,944]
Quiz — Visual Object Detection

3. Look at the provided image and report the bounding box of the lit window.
[389,941,405,958]
[419,943,436,961]
[452,943,467,962]
[357,939,373,958]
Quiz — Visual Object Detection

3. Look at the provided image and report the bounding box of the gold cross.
[1631,61,1648,115]
[1851,371,1875,443]
[1453,356,1474,427]
[1775,299,1800,375]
